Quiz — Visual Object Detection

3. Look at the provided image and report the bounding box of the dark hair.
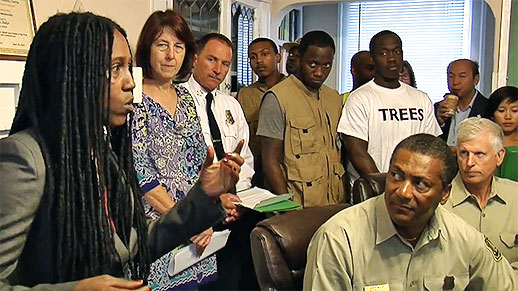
[390,134,458,187]
[486,86,518,118]
[401,60,417,88]
[196,33,233,56]
[298,30,335,57]
[10,12,149,282]
[351,50,370,69]
[136,10,195,80]
[369,30,402,53]
[448,59,479,77]
[248,37,278,54]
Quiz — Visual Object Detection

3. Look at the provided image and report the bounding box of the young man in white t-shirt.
[338,30,441,182]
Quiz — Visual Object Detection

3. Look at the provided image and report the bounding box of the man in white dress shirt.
[184,33,254,191]
[184,32,260,290]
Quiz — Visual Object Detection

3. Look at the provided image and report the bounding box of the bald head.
[351,50,375,90]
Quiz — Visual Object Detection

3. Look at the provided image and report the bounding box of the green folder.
[254,199,301,213]
[236,188,302,213]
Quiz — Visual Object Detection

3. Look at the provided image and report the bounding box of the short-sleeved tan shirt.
[444,174,518,271]
[238,76,286,160]
[304,195,518,291]
[238,81,268,160]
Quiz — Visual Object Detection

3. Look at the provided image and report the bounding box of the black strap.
[206,92,225,160]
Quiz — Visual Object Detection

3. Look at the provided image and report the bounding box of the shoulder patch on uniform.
[484,236,503,262]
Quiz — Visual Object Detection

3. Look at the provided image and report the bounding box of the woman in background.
[0,12,241,290]
[400,60,417,88]
[487,86,518,181]
[132,10,230,290]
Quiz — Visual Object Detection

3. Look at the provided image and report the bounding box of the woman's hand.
[200,141,245,197]
[219,193,242,224]
[74,275,149,290]
[190,227,213,257]
[143,185,176,215]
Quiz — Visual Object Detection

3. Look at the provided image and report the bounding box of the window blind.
[340,0,471,102]
[235,4,254,89]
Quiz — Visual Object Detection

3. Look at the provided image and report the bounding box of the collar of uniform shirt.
[188,75,220,108]
[375,195,447,246]
[450,174,507,207]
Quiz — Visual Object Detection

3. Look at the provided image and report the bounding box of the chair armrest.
[351,173,387,204]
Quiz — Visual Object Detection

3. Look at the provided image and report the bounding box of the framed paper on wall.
[0,0,36,61]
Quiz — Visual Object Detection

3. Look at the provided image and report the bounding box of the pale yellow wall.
[0,0,153,137]
[32,0,153,52]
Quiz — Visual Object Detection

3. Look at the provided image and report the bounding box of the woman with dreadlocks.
[0,12,242,290]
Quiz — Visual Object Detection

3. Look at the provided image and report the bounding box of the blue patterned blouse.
[131,84,215,290]
[132,84,207,219]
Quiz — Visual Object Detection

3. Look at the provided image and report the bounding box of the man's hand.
[200,141,245,197]
[220,193,242,224]
[436,100,454,126]
[74,275,149,291]
[190,228,213,257]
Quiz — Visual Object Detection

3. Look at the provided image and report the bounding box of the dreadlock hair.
[10,12,149,282]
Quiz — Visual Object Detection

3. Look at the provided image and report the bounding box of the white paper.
[168,230,231,276]
[236,187,277,209]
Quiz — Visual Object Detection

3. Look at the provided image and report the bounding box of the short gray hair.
[457,117,503,153]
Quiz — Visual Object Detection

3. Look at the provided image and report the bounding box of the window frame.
[337,0,474,102]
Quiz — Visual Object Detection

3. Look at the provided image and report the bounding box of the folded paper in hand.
[168,230,231,276]
[236,187,301,212]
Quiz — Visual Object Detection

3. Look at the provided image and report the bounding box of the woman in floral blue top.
[132,10,216,290]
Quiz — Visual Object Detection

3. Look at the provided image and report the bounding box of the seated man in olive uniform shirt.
[444,117,518,272]
[304,133,517,290]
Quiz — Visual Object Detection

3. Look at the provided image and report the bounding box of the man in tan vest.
[256,30,346,207]
[238,38,286,187]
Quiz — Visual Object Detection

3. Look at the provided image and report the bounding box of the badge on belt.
[225,110,235,125]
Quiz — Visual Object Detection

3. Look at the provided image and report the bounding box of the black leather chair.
[250,204,349,291]
[351,173,387,205]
